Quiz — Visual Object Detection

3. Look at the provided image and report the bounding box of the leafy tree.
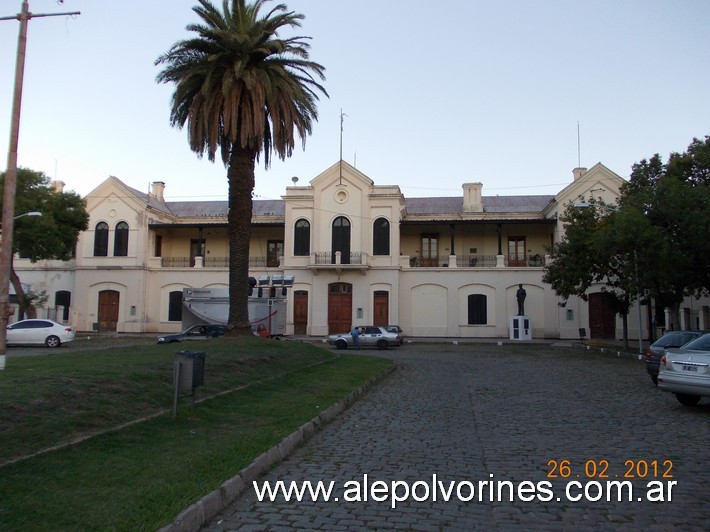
[619,135,710,328]
[0,168,89,318]
[545,135,710,342]
[156,0,327,335]
[543,198,639,347]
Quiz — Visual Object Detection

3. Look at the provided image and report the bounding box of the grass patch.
[0,337,392,530]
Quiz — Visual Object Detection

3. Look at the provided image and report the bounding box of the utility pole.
[0,1,80,370]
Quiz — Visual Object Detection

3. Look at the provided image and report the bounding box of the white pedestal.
[510,315,532,340]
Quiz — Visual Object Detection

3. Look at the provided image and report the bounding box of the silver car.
[328,326,402,350]
[645,330,703,385]
[657,333,710,406]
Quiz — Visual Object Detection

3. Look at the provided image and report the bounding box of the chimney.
[151,181,165,201]
[462,182,483,212]
[572,167,587,181]
[50,180,65,193]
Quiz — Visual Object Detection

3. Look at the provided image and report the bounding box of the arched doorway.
[54,290,71,322]
[589,292,616,339]
[328,283,352,334]
[373,291,389,326]
[98,290,120,332]
[293,290,308,335]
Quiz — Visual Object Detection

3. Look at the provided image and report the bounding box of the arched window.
[168,291,183,322]
[373,217,390,255]
[331,216,351,264]
[294,219,310,256]
[468,294,487,325]
[114,221,129,256]
[93,222,109,256]
[54,290,71,322]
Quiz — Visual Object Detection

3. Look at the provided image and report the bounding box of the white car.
[658,333,710,406]
[327,326,402,350]
[6,319,75,348]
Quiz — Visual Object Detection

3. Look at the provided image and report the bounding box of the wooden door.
[293,290,308,335]
[190,239,205,267]
[421,234,439,267]
[267,240,283,267]
[508,237,526,267]
[327,283,352,334]
[589,292,616,339]
[373,291,389,326]
[98,290,119,332]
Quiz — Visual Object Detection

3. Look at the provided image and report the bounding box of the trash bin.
[174,350,205,390]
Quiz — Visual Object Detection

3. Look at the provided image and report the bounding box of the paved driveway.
[205,342,709,531]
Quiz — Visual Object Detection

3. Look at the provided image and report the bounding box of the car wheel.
[650,375,658,386]
[377,339,389,350]
[674,393,700,406]
[335,339,348,350]
[45,335,61,348]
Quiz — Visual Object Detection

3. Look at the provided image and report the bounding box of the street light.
[11,211,40,220]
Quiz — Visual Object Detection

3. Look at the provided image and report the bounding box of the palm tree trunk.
[226,145,256,335]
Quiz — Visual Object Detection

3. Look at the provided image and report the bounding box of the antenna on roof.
[577,121,581,168]
[339,109,347,186]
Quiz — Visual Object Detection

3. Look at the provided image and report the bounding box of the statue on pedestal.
[516,284,526,316]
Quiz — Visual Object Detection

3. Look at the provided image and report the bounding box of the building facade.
[14,161,710,339]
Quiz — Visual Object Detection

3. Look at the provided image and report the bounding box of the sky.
[0,0,709,203]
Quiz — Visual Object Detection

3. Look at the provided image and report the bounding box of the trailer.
[181,287,287,337]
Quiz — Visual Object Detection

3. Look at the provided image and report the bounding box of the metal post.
[635,249,643,355]
[172,359,182,418]
[637,295,643,356]
[0,1,30,369]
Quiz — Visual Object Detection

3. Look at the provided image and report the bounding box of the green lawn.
[0,336,393,530]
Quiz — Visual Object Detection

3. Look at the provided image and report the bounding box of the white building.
[14,161,709,339]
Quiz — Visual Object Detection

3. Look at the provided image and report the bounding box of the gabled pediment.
[554,162,626,209]
[86,176,174,221]
[309,160,374,192]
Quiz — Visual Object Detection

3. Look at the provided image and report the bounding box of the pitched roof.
[404,195,555,215]
[163,199,284,218]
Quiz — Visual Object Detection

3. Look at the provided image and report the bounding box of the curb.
[573,341,646,362]
[158,363,397,532]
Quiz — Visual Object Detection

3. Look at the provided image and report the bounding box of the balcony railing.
[313,251,364,265]
[408,255,450,267]
[205,256,228,268]
[161,257,191,268]
[160,256,280,268]
[406,254,546,268]
[454,255,498,268]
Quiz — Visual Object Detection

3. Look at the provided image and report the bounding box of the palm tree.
[156,0,327,334]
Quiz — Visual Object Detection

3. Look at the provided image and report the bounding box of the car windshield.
[681,333,710,351]
[654,332,697,347]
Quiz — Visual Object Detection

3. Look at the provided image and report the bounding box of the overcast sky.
[1,0,708,202]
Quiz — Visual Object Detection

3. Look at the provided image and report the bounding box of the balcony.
[405,253,548,268]
[310,251,369,274]
[158,256,281,269]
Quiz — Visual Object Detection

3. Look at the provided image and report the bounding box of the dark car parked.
[157,324,226,344]
[645,330,703,384]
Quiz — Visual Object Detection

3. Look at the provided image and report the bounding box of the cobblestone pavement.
[204,343,710,531]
